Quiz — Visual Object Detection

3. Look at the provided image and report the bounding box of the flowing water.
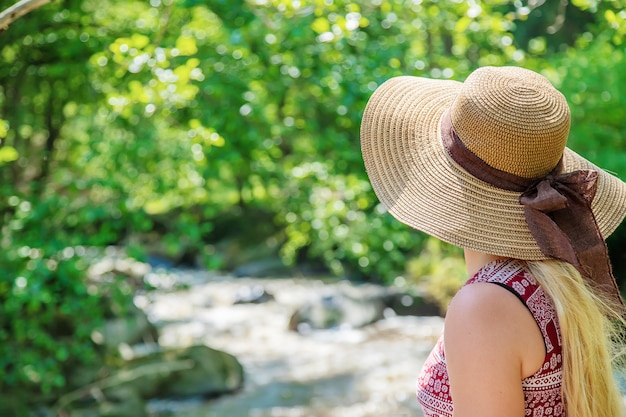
[136,271,444,417]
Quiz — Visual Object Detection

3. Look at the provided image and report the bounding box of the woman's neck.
[463,248,508,278]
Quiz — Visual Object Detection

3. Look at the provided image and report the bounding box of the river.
[135,269,444,417]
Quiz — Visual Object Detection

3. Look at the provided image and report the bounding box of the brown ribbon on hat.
[440,110,624,309]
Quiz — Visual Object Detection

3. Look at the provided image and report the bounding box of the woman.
[360,66,626,416]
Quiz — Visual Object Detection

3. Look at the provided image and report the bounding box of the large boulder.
[53,345,243,417]
[113,345,244,399]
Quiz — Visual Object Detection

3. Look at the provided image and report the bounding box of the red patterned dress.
[416,259,564,416]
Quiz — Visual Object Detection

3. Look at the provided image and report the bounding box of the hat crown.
[450,66,570,179]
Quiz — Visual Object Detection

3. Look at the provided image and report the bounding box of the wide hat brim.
[360,75,626,260]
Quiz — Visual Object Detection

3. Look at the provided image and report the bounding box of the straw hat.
[360,66,626,260]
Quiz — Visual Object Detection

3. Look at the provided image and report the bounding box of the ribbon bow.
[519,170,622,306]
[440,109,623,310]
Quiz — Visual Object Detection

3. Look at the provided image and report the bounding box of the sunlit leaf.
[0,119,8,138]
[175,35,198,56]
[311,17,330,34]
[0,146,18,163]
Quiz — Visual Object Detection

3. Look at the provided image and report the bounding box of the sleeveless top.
[416,259,564,416]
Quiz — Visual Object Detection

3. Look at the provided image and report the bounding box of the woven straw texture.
[360,67,626,260]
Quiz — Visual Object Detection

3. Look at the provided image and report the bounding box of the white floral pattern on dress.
[416,259,563,417]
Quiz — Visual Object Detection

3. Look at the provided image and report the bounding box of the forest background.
[1,0,626,409]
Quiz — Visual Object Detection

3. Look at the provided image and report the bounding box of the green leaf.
[0,146,18,164]
[0,119,8,138]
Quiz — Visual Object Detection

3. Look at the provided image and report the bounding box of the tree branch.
[547,0,568,35]
[0,0,53,32]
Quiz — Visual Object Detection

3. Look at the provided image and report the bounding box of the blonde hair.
[525,259,626,417]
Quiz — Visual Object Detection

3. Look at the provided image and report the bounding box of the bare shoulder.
[443,282,544,417]
[445,282,540,358]
[446,282,522,322]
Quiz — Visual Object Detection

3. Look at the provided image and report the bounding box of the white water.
[137,272,444,417]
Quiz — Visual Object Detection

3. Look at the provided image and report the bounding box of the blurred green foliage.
[1,0,625,405]
[406,238,467,313]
